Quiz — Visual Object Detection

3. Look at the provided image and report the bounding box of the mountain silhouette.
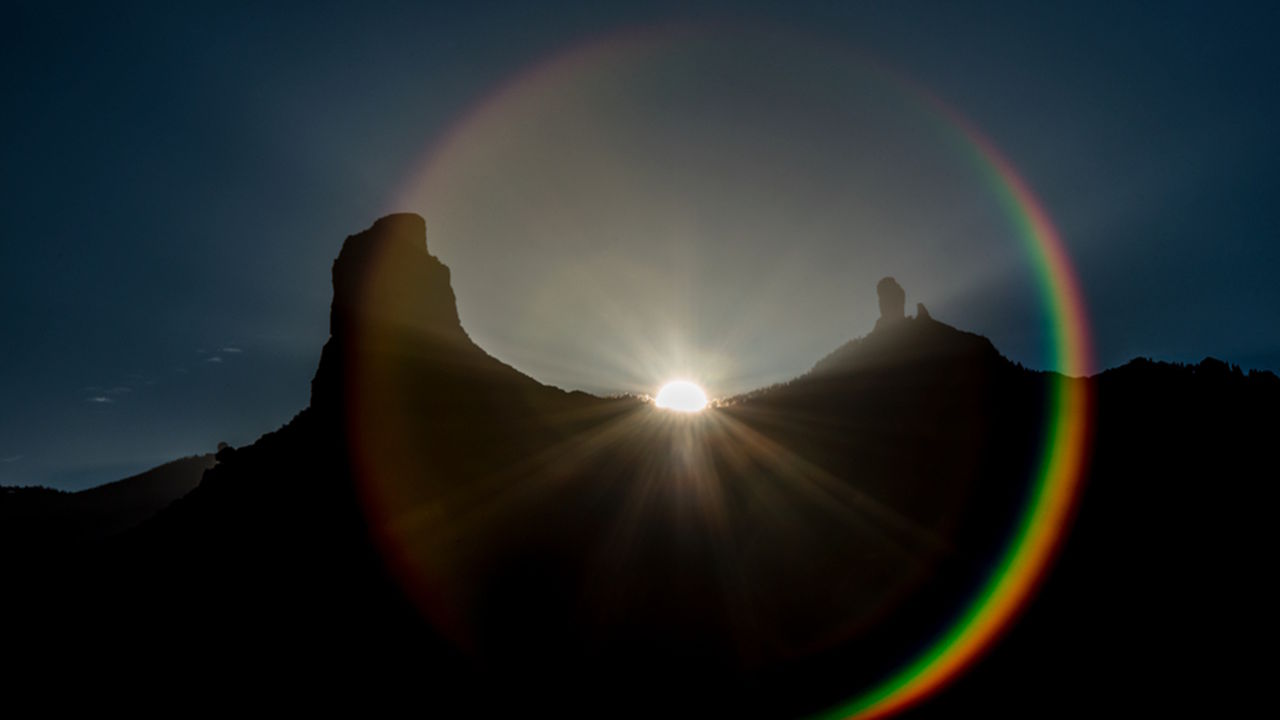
[4,215,1275,717]
[0,453,213,556]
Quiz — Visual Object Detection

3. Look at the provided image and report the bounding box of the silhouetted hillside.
[0,453,214,553]
[900,356,1280,718]
[4,215,1275,718]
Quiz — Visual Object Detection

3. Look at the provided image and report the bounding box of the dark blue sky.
[3,1,1277,489]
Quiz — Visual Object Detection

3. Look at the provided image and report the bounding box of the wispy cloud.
[82,384,132,403]
[206,356,223,364]
[1,455,22,463]
[220,346,243,354]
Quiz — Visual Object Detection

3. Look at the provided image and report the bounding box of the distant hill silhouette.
[0,453,214,554]
[4,214,1275,717]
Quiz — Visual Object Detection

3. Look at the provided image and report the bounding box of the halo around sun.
[654,380,708,412]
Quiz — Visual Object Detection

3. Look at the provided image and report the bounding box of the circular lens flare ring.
[654,380,709,412]
[389,25,1094,720]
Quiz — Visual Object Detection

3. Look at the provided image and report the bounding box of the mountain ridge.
[3,214,1274,719]
[0,453,214,554]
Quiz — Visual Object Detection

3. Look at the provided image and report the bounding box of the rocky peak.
[875,276,906,330]
[311,213,473,408]
[328,213,467,343]
[873,277,934,329]
[809,277,998,377]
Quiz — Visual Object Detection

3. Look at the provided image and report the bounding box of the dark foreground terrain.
[4,215,1275,717]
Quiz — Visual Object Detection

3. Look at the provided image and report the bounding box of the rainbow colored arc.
[820,102,1095,720]
[392,25,1095,719]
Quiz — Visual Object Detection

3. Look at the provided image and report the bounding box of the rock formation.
[311,213,475,408]
[327,213,467,343]
[875,276,906,330]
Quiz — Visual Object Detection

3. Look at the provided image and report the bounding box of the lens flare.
[383,24,1094,719]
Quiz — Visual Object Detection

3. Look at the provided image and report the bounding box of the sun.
[654,380,709,413]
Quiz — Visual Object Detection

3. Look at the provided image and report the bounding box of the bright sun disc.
[654,380,708,412]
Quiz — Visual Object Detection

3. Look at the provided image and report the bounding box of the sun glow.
[654,380,709,413]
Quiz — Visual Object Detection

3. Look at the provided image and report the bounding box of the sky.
[2,1,1277,490]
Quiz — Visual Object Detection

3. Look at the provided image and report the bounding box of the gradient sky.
[3,1,1277,490]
